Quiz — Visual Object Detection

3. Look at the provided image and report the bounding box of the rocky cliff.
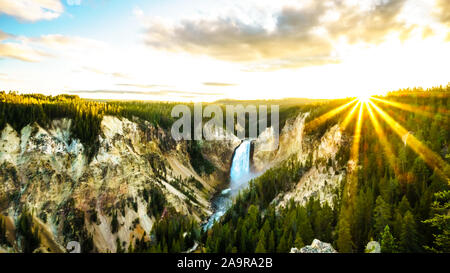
[0,109,348,253]
[0,116,231,252]
[252,112,346,208]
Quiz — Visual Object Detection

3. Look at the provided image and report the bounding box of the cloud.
[327,0,409,44]
[0,29,12,41]
[133,6,144,19]
[242,57,341,72]
[66,0,81,6]
[0,43,50,62]
[435,0,450,26]
[144,3,334,68]
[0,72,8,80]
[0,30,51,62]
[422,26,435,39]
[30,34,108,52]
[81,66,130,79]
[116,83,169,89]
[0,0,64,22]
[143,0,410,70]
[0,32,109,63]
[69,89,224,97]
[203,82,237,87]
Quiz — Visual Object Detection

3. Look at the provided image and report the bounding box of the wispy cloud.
[66,0,82,6]
[116,83,170,89]
[435,0,450,26]
[435,0,450,41]
[143,0,411,70]
[203,82,237,87]
[0,29,12,41]
[0,42,50,62]
[0,31,109,63]
[81,66,129,79]
[0,30,51,62]
[0,0,64,22]
[69,89,224,97]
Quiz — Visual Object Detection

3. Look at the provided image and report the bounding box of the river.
[203,140,254,230]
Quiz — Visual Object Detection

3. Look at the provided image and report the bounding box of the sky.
[0,0,449,102]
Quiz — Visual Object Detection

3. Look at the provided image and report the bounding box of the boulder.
[365,241,381,253]
[290,239,337,253]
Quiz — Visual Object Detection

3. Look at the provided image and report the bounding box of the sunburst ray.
[349,102,364,169]
[341,101,361,130]
[370,97,443,118]
[305,98,358,131]
[366,102,399,177]
[369,101,450,182]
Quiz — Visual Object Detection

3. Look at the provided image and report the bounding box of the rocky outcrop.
[290,239,337,253]
[365,241,381,253]
[276,165,344,208]
[200,122,241,186]
[274,123,345,208]
[252,113,308,173]
[0,116,226,252]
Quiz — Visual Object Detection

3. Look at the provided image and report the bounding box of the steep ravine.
[0,116,234,252]
[0,110,346,253]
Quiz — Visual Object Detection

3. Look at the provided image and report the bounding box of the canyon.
[0,110,346,253]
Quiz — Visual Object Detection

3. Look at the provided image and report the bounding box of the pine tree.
[116,238,124,253]
[0,215,7,245]
[267,231,275,252]
[423,190,450,252]
[373,196,392,237]
[276,233,288,253]
[294,231,304,248]
[255,232,266,253]
[400,211,421,252]
[380,225,398,253]
[337,216,353,253]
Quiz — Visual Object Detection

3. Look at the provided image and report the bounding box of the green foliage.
[111,211,119,234]
[255,230,267,253]
[399,210,421,252]
[0,214,7,245]
[423,190,450,252]
[373,196,392,238]
[187,141,215,175]
[16,209,40,253]
[146,211,199,253]
[203,197,335,253]
[146,187,167,218]
[198,86,449,253]
[0,92,110,159]
[2,86,449,253]
[0,92,179,160]
[380,225,398,253]
[337,215,353,253]
[108,101,178,130]
[58,201,94,253]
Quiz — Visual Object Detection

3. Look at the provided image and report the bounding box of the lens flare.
[371,97,438,118]
[357,94,372,103]
[349,102,364,169]
[341,101,361,130]
[369,101,450,182]
[305,98,358,131]
[366,102,399,177]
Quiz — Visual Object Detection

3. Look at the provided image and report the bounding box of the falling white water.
[204,140,254,230]
[230,140,252,193]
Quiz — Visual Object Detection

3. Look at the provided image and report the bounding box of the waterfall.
[204,140,253,230]
[229,140,251,193]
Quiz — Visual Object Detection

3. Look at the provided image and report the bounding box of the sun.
[357,94,372,103]
[304,93,449,182]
